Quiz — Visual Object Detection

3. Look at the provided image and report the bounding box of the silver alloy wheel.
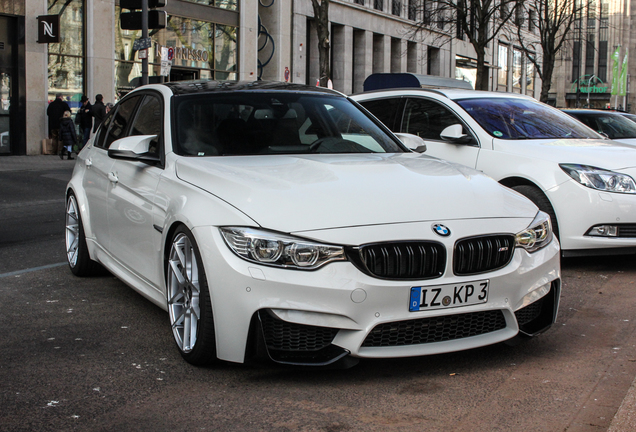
[65,195,80,267]
[167,232,201,353]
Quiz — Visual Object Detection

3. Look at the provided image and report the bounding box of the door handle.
[108,172,118,183]
[85,158,92,168]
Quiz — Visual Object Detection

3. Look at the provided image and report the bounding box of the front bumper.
[192,220,561,365]
[549,177,636,254]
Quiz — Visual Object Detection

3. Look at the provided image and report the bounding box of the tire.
[65,193,102,276]
[166,226,217,366]
[512,185,560,241]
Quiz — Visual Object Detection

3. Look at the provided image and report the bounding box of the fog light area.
[587,225,619,237]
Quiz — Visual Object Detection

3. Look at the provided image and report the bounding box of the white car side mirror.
[395,133,427,153]
[440,124,472,144]
[109,135,157,154]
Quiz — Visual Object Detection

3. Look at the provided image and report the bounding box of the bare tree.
[515,0,583,102]
[412,0,518,90]
[311,0,330,87]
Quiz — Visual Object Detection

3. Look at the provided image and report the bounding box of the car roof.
[561,109,622,115]
[159,80,344,97]
[356,87,536,102]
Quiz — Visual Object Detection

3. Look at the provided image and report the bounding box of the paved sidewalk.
[609,378,636,431]
[0,154,77,172]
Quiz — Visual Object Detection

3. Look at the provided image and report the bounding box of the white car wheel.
[167,227,217,365]
[65,193,101,276]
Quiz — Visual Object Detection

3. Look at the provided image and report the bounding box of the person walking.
[75,95,93,150]
[92,94,107,133]
[46,94,70,155]
[59,110,77,160]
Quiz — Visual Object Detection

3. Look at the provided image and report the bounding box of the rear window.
[173,92,405,156]
[456,98,600,140]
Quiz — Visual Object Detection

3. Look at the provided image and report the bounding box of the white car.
[562,109,636,146]
[65,81,560,367]
[353,89,636,257]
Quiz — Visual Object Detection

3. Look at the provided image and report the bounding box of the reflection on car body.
[65,81,560,368]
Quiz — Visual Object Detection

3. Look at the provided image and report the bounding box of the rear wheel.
[512,185,560,241]
[65,193,102,276]
[166,226,217,366]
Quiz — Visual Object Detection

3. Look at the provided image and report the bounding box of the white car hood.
[494,138,636,170]
[175,153,537,232]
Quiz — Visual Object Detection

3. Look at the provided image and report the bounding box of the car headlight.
[220,227,346,270]
[560,164,636,194]
[515,211,553,253]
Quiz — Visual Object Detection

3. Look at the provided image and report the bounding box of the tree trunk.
[474,47,489,91]
[539,52,555,103]
[311,0,330,87]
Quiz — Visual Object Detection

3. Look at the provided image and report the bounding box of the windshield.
[566,112,636,139]
[455,97,601,140]
[173,92,404,156]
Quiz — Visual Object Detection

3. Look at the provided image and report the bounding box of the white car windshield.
[173,92,404,156]
[456,98,601,140]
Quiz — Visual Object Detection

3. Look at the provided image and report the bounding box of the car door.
[81,108,117,252]
[106,92,164,289]
[399,97,481,169]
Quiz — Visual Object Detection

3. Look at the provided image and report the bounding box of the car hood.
[611,137,636,147]
[494,138,636,170]
[175,153,537,232]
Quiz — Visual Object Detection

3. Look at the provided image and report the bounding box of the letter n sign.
[37,15,60,43]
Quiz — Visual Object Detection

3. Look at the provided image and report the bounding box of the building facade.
[1,0,539,156]
[550,0,633,111]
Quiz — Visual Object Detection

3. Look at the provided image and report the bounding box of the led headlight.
[515,211,553,253]
[220,227,346,270]
[560,164,636,194]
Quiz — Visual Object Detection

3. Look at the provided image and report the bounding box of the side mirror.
[395,133,427,153]
[440,124,473,144]
[108,135,161,165]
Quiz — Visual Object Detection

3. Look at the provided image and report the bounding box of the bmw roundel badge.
[432,224,451,237]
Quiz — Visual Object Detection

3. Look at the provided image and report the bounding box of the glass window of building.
[114,12,237,97]
[512,48,522,90]
[498,43,508,88]
[182,0,237,11]
[526,57,535,94]
[47,0,85,110]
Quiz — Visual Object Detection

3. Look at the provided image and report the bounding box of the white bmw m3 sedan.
[65,81,560,367]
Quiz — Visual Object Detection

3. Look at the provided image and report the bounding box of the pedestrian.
[46,93,70,156]
[105,102,114,114]
[92,94,107,133]
[59,110,77,160]
[75,95,93,150]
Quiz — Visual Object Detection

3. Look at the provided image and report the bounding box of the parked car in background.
[65,81,560,368]
[352,89,636,257]
[562,109,636,146]
[616,111,636,124]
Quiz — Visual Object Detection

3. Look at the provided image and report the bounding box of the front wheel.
[65,193,102,276]
[166,226,217,366]
[512,185,560,241]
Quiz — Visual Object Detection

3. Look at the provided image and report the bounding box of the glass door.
[0,72,10,154]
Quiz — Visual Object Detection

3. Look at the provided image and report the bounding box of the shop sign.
[570,75,610,94]
[37,15,60,44]
[155,43,210,64]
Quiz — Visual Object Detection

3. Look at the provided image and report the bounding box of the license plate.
[409,280,489,312]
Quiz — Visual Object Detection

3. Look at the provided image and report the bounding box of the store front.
[115,12,237,99]
[0,14,26,156]
[566,75,612,109]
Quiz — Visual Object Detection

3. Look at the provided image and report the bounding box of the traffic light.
[120,0,167,30]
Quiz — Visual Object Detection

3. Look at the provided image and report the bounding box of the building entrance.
[0,15,15,155]
[169,68,199,82]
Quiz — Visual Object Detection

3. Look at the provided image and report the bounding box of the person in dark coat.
[92,94,107,133]
[47,94,70,155]
[59,110,77,160]
[75,95,93,150]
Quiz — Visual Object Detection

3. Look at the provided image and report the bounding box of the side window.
[402,98,468,141]
[103,96,141,149]
[359,98,401,130]
[93,110,115,149]
[129,94,162,155]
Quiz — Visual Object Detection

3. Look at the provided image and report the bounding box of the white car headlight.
[220,227,346,270]
[560,164,636,194]
[515,211,553,253]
